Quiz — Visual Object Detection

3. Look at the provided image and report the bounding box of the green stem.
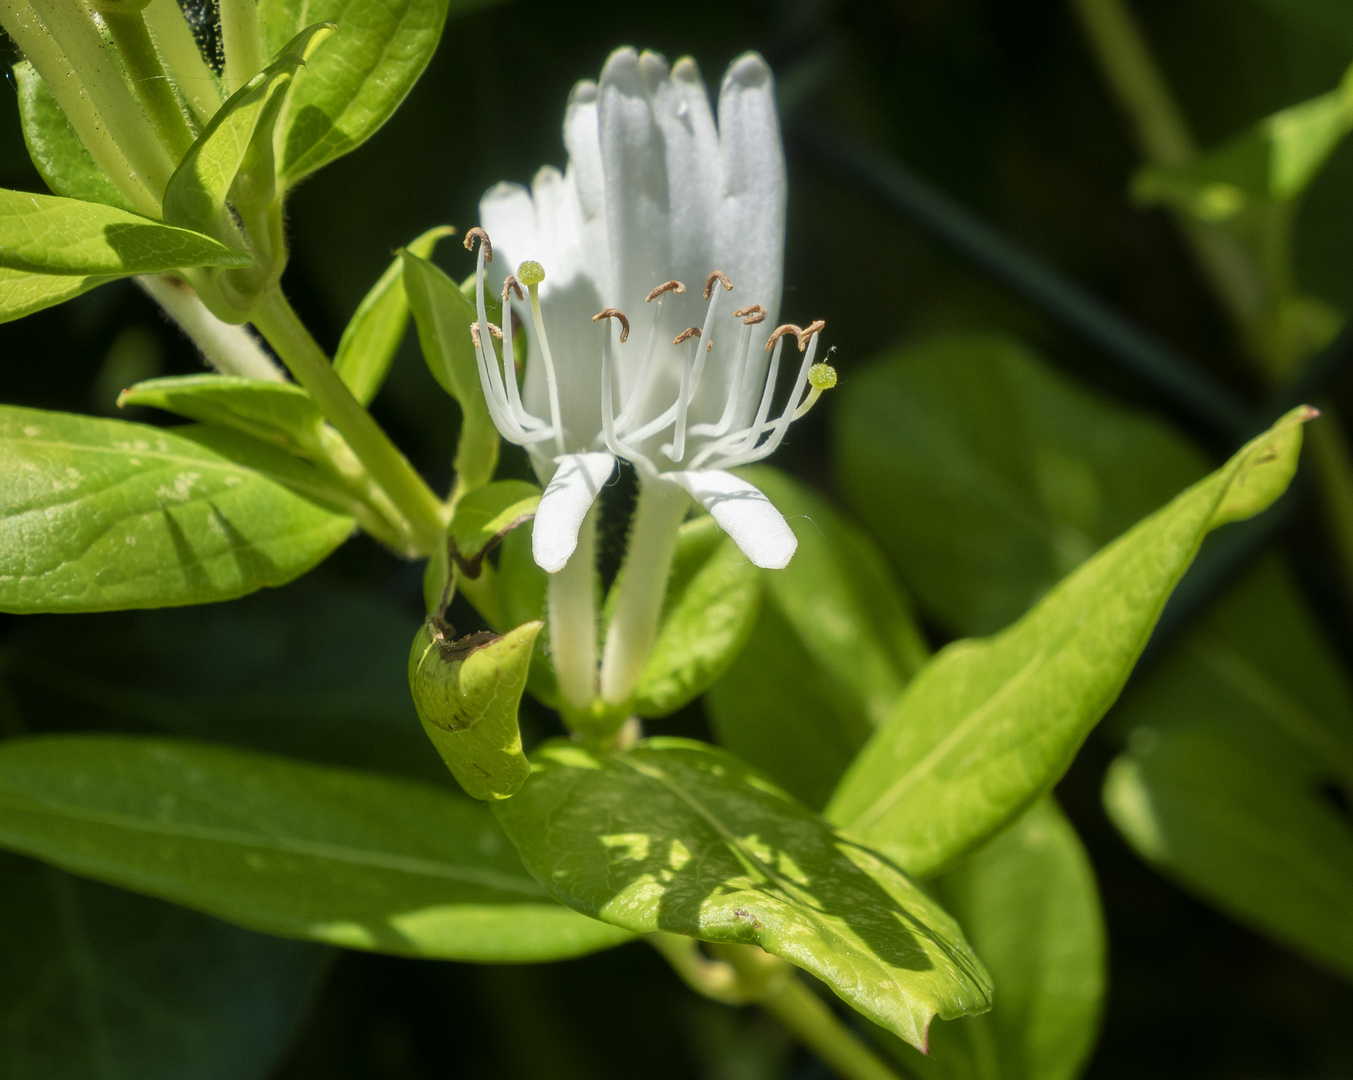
[141,0,222,127]
[650,935,910,1080]
[138,275,284,380]
[102,9,195,156]
[250,289,446,553]
[1068,0,1270,343]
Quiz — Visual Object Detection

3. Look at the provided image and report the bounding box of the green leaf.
[3,579,448,783]
[0,735,633,963]
[0,188,250,277]
[334,225,455,405]
[834,334,1207,636]
[1104,557,1353,981]
[448,479,541,573]
[260,0,460,186]
[0,406,354,612]
[899,799,1106,1080]
[0,848,325,1080]
[409,620,539,801]
[165,24,335,238]
[0,265,115,325]
[1133,65,1353,220]
[706,469,928,810]
[402,249,499,490]
[827,407,1313,878]
[12,61,133,211]
[118,374,325,455]
[1250,0,1353,48]
[632,516,762,718]
[494,738,993,1052]
[497,525,562,709]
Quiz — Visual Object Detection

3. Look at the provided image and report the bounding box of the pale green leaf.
[0,735,632,963]
[0,188,250,278]
[828,407,1313,878]
[449,479,541,572]
[260,0,479,185]
[0,849,325,1080]
[494,738,993,1052]
[118,374,325,455]
[0,266,114,325]
[1104,557,1353,981]
[0,406,354,612]
[334,225,455,405]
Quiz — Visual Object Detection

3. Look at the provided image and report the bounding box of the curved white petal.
[533,452,616,573]
[667,469,797,569]
[479,181,538,293]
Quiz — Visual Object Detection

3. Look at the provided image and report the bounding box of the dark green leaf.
[900,799,1106,1080]
[12,61,133,211]
[403,249,499,489]
[833,334,1206,636]
[409,619,539,800]
[0,849,325,1080]
[260,0,463,185]
[0,735,633,962]
[633,516,762,718]
[828,407,1312,878]
[2,579,446,783]
[0,406,354,612]
[494,738,993,1052]
[334,225,455,405]
[1104,557,1353,981]
[1133,64,1353,219]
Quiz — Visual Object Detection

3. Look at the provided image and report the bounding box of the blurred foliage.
[5,0,1353,1077]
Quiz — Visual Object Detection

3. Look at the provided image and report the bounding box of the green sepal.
[402,250,499,490]
[12,61,133,211]
[408,619,540,801]
[334,225,456,405]
[164,23,335,318]
[828,406,1315,878]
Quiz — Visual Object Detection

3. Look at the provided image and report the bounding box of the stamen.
[593,308,630,342]
[703,270,733,299]
[464,227,492,262]
[728,329,823,467]
[688,317,755,438]
[734,304,767,325]
[796,319,825,351]
[766,323,803,352]
[470,236,519,437]
[520,260,565,455]
[734,334,785,459]
[647,280,686,302]
[497,295,543,432]
[470,321,503,345]
[502,275,524,302]
[673,326,701,345]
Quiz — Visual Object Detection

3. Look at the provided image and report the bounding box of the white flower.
[466,47,836,716]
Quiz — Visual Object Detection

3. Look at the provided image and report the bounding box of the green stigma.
[517,260,546,286]
[809,363,837,390]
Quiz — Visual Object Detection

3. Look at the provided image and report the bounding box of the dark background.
[3,0,1353,1076]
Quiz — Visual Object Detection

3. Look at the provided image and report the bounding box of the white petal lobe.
[667,469,797,569]
[533,453,617,573]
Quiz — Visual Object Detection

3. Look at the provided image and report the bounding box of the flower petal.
[533,452,617,573]
[667,469,797,569]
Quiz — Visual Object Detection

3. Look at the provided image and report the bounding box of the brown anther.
[796,319,826,351]
[463,227,492,262]
[702,270,733,299]
[592,308,631,343]
[469,323,481,348]
[502,274,524,302]
[485,321,503,340]
[646,280,686,302]
[765,323,803,352]
[734,304,768,325]
[673,326,702,346]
